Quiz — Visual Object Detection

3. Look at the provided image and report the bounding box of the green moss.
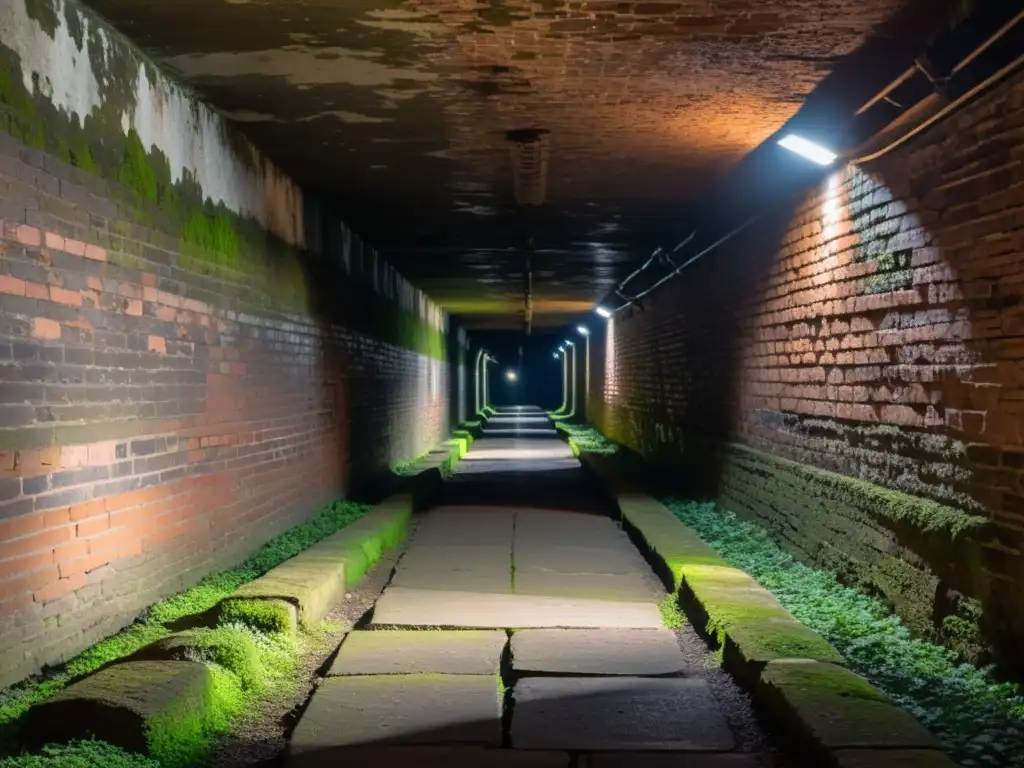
[729,444,987,540]
[220,600,294,636]
[117,130,159,202]
[722,620,843,665]
[180,210,241,267]
[511,51,538,60]
[763,660,889,701]
[0,741,159,767]
[659,595,686,629]
[143,664,238,768]
[167,628,264,693]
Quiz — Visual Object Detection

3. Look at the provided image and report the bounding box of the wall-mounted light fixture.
[778,134,838,166]
[563,340,576,418]
[594,306,612,318]
[577,326,590,418]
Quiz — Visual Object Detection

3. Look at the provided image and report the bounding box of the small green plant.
[666,499,1024,767]
[0,741,158,767]
[659,594,686,629]
[556,422,619,455]
[220,600,294,636]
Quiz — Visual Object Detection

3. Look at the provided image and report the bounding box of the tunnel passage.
[2,0,1024,766]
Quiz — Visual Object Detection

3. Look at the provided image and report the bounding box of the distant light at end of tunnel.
[506,369,518,382]
[577,325,589,336]
[595,306,612,318]
[778,134,837,166]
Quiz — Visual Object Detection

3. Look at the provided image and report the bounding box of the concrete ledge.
[583,463,953,767]
[222,495,413,630]
[758,661,952,766]
[25,660,213,754]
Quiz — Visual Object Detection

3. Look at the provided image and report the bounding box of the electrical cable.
[853,50,1024,164]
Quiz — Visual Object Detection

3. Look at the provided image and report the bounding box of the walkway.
[288,406,778,766]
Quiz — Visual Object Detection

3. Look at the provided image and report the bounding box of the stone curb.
[580,456,957,768]
[25,660,213,756]
[221,494,413,631]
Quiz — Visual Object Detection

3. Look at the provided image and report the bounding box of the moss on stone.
[219,599,295,636]
[24,660,217,764]
[728,444,987,540]
[758,660,939,752]
[723,619,843,669]
[129,628,264,694]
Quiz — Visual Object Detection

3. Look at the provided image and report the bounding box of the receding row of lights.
[553,325,590,358]
[590,133,836,320]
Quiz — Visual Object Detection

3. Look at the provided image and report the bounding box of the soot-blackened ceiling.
[86,0,926,327]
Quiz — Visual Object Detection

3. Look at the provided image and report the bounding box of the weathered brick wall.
[0,134,448,686]
[0,0,449,686]
[595,70,1024,668]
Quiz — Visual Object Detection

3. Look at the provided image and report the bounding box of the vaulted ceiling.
[85,0,953,328]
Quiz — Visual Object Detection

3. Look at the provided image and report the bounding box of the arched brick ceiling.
[84,0,951,328]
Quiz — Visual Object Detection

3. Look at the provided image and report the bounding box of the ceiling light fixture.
[778,134,838,166]
[594,306,612,318]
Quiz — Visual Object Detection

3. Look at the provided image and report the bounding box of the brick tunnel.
[1,0,1024,766]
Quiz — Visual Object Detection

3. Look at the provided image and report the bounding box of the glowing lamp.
[778,134,837,166]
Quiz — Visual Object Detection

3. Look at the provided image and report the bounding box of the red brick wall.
[594,70,1024,667]
[0,135,448,686]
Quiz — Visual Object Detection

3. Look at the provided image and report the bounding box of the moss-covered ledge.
[726,443,989,541]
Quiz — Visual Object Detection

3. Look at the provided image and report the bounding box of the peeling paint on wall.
[0,0,447,334]
[0,0,305,247]
[165,45,438,88]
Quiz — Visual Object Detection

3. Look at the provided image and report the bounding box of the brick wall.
[594,69,1024,669]
[0,0,449,686]
[0,134,448,686]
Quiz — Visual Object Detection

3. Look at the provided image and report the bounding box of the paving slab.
[511,677,735,751]
[288,746,570,768]
[413,511,515,547]
[329,631,507,676]
[290,675,501,756]
[511,629,686,676]
[396,545,511,571]
[582,755,761,768]
[514,569,655,602]
[391,568,513,594]
[372,588,662,628]
[513,545,649,575]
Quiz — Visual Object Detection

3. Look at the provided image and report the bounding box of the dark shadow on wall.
[281,208,449,504]
[605,195,801,500]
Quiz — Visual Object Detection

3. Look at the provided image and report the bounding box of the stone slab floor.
[287,406,788,767]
